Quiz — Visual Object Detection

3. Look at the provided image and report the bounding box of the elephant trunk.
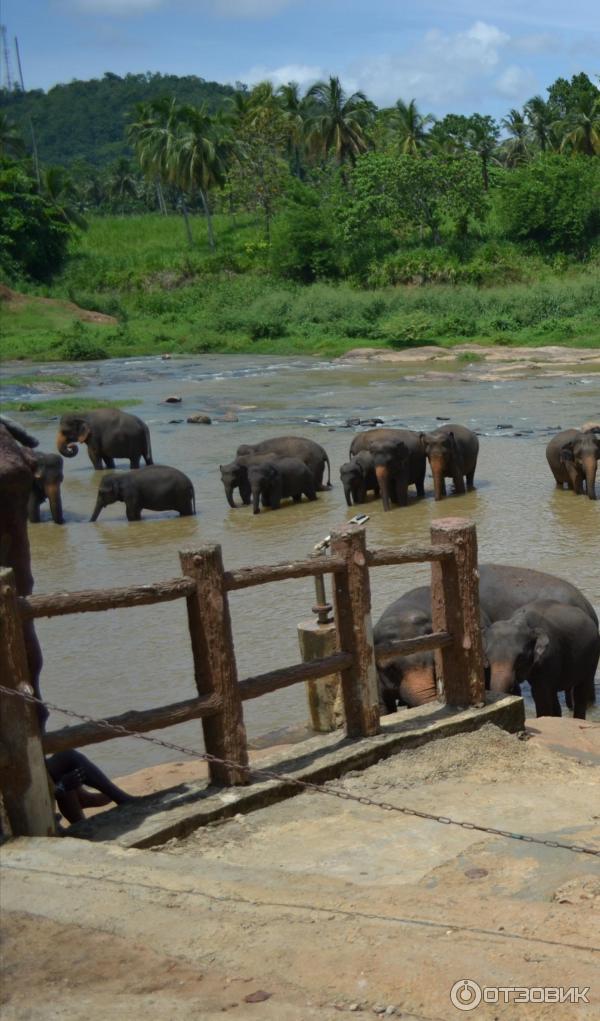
[343,483,353,507]
[56,430,78,459]
[375,465,391,512]
[45,482,64,525]
[583,454,597,500]
[429,455,446,501]
[401,664,437,706]
[489,662,516,694]
[252,486,261,515]
[90,495,104,522]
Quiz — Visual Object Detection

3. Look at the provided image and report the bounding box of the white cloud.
[495,64,537,98]
[244,62,325,88]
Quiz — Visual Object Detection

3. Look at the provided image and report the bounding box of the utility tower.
[1,25,14,91]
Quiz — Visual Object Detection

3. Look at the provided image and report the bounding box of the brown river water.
[3,355,599,777]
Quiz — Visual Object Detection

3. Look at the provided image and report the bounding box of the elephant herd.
[3,405,598,725]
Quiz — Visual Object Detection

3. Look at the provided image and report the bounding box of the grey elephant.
[483,600,600,719]
[220,452,280,508]
[236,436,331,490]
[247,457,317,514]
[546,427,600,500]
[350,429,425,511]
[374,563,597,714]
[90,465,195,521]
[340,450,379,506]
[419,424,479,501]
[56,409,153,470]
[28,452,65,524]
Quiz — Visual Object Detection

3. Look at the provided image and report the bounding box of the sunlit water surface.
[5,355,599,776]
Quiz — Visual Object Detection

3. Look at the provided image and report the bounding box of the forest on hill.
[1,72,236,166]
[1,69,599,359]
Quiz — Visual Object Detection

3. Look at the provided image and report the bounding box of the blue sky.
[4,0,599,116]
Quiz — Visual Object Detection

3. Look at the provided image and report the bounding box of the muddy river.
[4,355,599,776]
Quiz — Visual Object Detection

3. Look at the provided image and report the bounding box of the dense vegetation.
[1,70,599,360]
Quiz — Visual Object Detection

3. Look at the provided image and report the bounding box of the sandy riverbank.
[338,344,600,379]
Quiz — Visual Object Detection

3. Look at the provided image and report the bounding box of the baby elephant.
[248,457,317,514]
[340,450,379,506]
[90,465,195,522]
[546,427,599,500]
[483,600,600,719]
[29,452,65,524]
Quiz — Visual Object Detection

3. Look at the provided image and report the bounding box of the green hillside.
[0,72,236,166]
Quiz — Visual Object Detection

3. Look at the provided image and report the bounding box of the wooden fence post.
[180,547,249,785]
[330,526,380,738]
[0,568,55,836]
[430,518,485,707]
[298,619,343,732]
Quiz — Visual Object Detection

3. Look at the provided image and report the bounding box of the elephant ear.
[533,629,550,665]
[419,432,430,452]
[560,442,575,463]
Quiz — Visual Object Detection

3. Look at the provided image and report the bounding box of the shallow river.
[4,355,600,777]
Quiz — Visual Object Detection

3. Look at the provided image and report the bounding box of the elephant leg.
[572,684,588,721]
[395,478,409,507]
[125,499,142,521]
[533,686,561,717]
[453,472,466,495]
[415,467,426,498]
[27,493,41,523]
[103,456,116,469]
[87,446,103,470]
[129,456,140,470]
[293,494,302,503]
[466,469,476,489]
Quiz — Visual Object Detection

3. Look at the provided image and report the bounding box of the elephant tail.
[325,453,331,488]
[144,424,153,465]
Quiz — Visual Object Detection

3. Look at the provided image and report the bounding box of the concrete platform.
[1,722,599,1020]
[70,693,524,849]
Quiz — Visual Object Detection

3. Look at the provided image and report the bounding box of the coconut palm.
[525,95,555,152]
[0,112,26,159]
[107,157,139,208]
[305,76,374,167]
[500,108,530,167]
[558,93,600,155]
[170,103,226,249]
[41,166,87,229]
[389,98,434,155]
[465,114,500,190]
[277,81,309,176]
[128,98,193,238]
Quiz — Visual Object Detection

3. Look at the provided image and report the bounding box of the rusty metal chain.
[1,682,599,858]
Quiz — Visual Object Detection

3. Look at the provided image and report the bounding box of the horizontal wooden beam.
[42,693,222,754]
[239,651,352,701]
[367,544,454,568]
[225,556,346,591]
[19,577,197,620]
[375,631,453,666]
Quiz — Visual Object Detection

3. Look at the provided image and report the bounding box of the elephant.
[374,563,597,714]
[28,453,64,525]
[236,436,331,491]
[0,417,46,724]
[220,453,280,508]
[90,465,195,522]
[483,600,600,719]
[350,429,426,511]
[247,457,317,514]
[340,450,379,506]
[546,427,600,500]
[56,409,153,470]
[419,424,479,501]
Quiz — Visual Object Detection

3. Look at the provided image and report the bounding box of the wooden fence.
[0,516,485,836]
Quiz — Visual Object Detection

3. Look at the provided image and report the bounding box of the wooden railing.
[0,517,486,836]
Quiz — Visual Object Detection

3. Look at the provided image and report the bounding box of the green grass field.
[3,213,600,362]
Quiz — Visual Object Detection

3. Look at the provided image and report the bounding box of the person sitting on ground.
[46,749,134,825]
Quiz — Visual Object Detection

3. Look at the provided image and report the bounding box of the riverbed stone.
[164,395,182,403]
[187,414,212,425]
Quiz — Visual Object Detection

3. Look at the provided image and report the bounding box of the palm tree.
[41,167,87,229]
[170,103,226,249]
[107,157,139,208]
[128,98,189,236]
[0,112,26,158]
[388,98,433,155]
[558,93,600,155]
[525,95,555,152]
[305,76,374,168]
[277,81,309,177]
[501,108,530,167]
[465,114,500,190]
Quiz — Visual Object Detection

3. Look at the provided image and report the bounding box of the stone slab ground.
[1,720,599,1021]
